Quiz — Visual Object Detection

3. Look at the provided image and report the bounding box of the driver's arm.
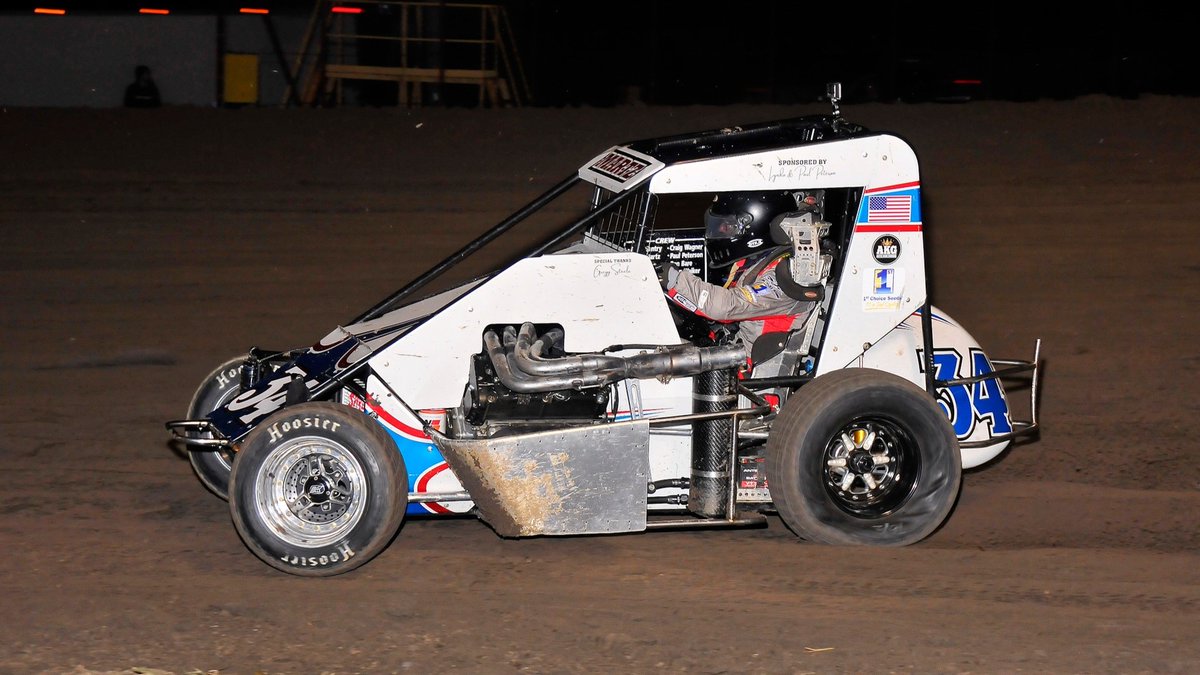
[661,263,807,322]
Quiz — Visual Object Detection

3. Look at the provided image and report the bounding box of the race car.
[168,87,1040,576]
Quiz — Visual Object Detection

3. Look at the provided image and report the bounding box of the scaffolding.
[287,0,531,107]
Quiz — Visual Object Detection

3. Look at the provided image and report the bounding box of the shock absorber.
[689,368,737,518]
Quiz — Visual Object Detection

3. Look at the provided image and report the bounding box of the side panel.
[369,253,685,408]
[860,308,1013,468]
[363,252,699,512]
[818,178,926,374]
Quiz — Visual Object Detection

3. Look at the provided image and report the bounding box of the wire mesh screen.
[586,186,658,253]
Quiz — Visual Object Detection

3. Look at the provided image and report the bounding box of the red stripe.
[367,399,429,439]
[415,463,453,514]
[865,181,921,194]
[856,224,923,232]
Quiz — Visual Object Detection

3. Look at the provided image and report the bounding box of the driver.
[658,191,822,352]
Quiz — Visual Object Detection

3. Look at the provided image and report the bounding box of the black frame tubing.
[355,174,581,323]
[937,361,1037,387]
[739,375,813,390]
[922,301,936,395]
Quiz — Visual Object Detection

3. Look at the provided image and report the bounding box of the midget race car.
[168,91,1040,576]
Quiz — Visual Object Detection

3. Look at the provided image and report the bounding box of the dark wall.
[0,13,307,107]
[505,1,1198,105]
[1,2,1193,107]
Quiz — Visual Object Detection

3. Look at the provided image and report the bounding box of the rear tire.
[767,368,961,546]
[229,402,407,576]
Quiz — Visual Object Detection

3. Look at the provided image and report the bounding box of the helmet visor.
[704,209,750,240]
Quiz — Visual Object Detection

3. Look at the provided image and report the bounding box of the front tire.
[185,357,248,500]
[229,402,407,576]
[767,368,961,546]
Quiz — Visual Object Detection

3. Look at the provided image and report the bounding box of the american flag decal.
[867,195,913,223]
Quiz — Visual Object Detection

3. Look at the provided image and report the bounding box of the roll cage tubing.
[354,173,582,324]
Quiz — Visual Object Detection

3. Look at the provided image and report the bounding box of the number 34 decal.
[920,348,1013,439]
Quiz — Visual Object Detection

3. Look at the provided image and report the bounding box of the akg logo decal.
[872,236,900,264]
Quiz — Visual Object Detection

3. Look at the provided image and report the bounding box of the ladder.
[285,0,531,107]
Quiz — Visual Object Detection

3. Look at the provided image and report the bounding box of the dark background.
[7,1,1196,105]
[514,1,1197,104]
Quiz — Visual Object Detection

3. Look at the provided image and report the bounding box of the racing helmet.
[704,192,798,269]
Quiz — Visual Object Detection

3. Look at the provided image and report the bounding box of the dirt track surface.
[2,99,1198,674]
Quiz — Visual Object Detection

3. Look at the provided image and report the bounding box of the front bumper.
[939,339,1042,449]
[165,418,230,449]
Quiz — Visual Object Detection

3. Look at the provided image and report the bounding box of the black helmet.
[704,192,798,269]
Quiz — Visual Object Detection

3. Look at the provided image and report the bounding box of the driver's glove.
[656,262,680,290]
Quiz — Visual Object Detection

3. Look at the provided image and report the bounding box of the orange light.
[240,7,269,14]
[34,7,67,14]
[139,8,170,14]
[331,6,363,13]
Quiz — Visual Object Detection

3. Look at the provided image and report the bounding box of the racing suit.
[661,246,817,351]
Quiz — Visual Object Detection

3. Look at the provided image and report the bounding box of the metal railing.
[288,0,530,107]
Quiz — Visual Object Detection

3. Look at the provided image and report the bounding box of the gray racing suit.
[662,246,817,351]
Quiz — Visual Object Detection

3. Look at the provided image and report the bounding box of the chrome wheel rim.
[254,436,367,548]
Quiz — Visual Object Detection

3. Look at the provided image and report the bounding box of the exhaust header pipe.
[483,323,746,393]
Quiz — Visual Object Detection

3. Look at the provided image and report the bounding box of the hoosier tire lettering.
[279,542,355,568]
[267,417,341,443]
